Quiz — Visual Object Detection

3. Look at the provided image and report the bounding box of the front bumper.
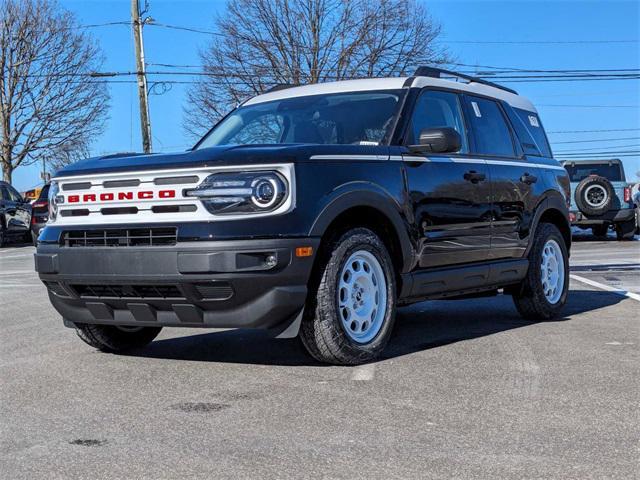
[570,208,635,226]
[35,237,319,331]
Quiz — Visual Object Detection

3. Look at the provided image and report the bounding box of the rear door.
[401,89,492,267]
[462,96,543,260]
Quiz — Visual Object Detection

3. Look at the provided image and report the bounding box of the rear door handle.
[520,173,538,184]
[463,170,486,183]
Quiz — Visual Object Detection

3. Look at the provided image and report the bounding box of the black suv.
[0,180,32,247]
[36,68,571,365]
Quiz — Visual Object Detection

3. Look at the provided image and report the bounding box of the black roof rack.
[265,84,299,93]
[413,66,518,95]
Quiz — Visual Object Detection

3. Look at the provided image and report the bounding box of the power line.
[537,104,639,108]
[554,143,640,153]
[547,128,640,134]
[441,39,639,45]
[551,137,640,144]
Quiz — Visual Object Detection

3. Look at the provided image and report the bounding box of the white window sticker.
[528,115,540,127]
[471,101,482,118]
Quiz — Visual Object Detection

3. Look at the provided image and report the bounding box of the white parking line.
[351,363,376,381]
[570,274,640,302]
[0,253,34,260]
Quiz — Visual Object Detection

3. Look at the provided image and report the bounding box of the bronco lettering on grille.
[67,190,177,203]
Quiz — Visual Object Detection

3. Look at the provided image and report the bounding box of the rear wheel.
[615,219,636,241]
[0,223,6,248]
[75,324,162,352]
[512,223,569,320]
[299,228,396,365]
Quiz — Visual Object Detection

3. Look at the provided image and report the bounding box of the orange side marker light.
[295,246,313,257]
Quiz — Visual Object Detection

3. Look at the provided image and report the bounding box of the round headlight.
[251,175,284,209]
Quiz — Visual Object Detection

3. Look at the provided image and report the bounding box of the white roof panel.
[244,76,537,113]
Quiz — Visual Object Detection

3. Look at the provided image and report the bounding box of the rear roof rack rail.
[413,66,518,95]
[265,84,299,93]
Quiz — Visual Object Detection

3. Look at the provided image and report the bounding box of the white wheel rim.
[337,250,388,344]
[584,184,608,208]
[540,239,565,305]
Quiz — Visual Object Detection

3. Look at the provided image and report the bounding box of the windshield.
[195,90,405,149]
[564,163,624,182]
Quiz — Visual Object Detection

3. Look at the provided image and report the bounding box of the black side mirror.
[408,127,461,154]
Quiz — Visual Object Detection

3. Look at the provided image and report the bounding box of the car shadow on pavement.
[125,289,625,366]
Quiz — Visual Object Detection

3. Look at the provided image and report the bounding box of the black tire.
[591,224,609,238]
[512,223,569,321]
[575,176,614,216]
[299,228,396,365]
[636,208,640,235]
[615,219,636,241]
[75,324,162,352]
[0,223,6,248]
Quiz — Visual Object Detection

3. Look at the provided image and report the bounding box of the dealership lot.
[1,237,638,479]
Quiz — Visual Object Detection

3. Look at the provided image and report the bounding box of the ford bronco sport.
[35,67,571,365]
[562,159,636,240]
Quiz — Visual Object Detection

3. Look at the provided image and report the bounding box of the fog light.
[265,255,277,268]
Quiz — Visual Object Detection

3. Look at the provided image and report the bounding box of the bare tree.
[0,0,110,183]
[184,0,450,138]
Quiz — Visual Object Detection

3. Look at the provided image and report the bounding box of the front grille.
[72,284,184,299]
[62,227,177,247]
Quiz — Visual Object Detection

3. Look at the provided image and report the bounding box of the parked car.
[35,67,571,365]
[0,180,32,247]
[30,183,50,245]
[562,159,636,240]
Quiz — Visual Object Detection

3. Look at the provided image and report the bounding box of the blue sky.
[12,0,640,191]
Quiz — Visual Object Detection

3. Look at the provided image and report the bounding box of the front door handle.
[464,170,486,183]
[520,173,538,184]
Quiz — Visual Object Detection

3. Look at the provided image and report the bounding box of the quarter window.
[407,90,468,152]
[465,97,516,157]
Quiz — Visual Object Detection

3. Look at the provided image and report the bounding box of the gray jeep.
[562,159,636,240]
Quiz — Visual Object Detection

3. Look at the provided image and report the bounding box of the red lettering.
[68,195,80,203]
[100,193,114,201]
[83,194,96,202]
[118,192,133,200]
[159,190,175,198]
[138,191,153,199]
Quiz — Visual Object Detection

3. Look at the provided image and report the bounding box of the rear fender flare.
[525,192,571,256]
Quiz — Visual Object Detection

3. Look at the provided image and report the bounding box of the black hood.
[54,145,301,178]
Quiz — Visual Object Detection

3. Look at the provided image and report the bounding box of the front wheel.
[615,219,636,241]
[299,228,396,365]
[75,324,162,352]
[512,223,569,320]
[591,224,608,238]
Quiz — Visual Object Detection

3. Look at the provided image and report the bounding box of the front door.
[401,89,492,268]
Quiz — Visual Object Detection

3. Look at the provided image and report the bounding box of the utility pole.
[131,0,152,153]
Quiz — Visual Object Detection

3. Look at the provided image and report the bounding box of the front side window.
[407,90,468,152]
[196,90,405,149]
[465,96,516,157]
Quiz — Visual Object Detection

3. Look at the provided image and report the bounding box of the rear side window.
[38,185,50,201]
[564,163,624,182]
[513,108,552,157]
[464,96,515,157]
[407,90,468,152]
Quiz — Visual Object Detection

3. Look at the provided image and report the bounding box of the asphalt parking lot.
[1,234,638,479]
